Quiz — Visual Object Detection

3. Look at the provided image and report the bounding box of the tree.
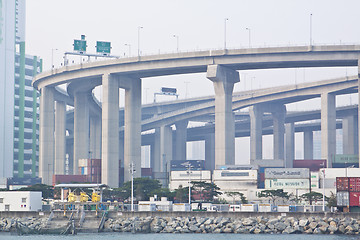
[226,191,248,204]
[174,185,189,203]
[258,189,290,205]
[19,184,54,199]
[301,191,322,202]
[191,181,222,202]
[327,191,337,208]
[120,178,162,201]
[300,191,325,204]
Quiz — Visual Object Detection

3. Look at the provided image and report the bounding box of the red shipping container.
[259,173,265,182]
[336,177,349,191]
[349,192,360,206]
[349,177,360,192]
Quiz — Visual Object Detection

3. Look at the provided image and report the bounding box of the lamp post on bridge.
[224,18,229,50]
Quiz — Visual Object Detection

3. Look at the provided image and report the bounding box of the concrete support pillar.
[206,65,239,166]
[101,74,119,187]
[205,133,215,170]
[151,128,161,174]
[123,78,142,182]
[74,91,90,175]
[285,122,295,168]
[303,130,314,159]
[160,125,172,186]
[343,115,358,155]
[174,120,188,160]
[90,117,101,159]
[272,105,286,160]
[358,59,360,163]
[321,92,336,168]
[249,105,263,160]
[39,86,55,185]
[54,101,66,175]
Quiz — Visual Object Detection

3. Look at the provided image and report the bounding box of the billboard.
[265,168,309,179]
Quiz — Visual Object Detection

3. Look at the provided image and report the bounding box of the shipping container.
[336,177,349,191]
[349,177,360,192]
[320,168,346,178]
[172,203,191,212]
[258,204,272,212]
[213,170,257,181]
[170,160,204,171]
[337,191,350,207]
[333,163,359,168]
[229,204,241,212]
[277,205,290,212]
[240,204,258,212]
[265,179,310,189]
[320,178,337,189]
[265,168,309,179]
[138,204,156,212]
[334,155,359,164]
[217,165,255,170]
[349,192,360,207]
[293,160,327,171]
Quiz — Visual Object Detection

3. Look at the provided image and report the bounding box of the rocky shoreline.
[106,215,360,234]
[2,215,360,235]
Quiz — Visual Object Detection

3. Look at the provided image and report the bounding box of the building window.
[22,198,27,203]
[0,198,3,203]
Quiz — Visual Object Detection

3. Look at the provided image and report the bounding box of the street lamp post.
[310,13,313,46]
[130,162,135,211]
[173,35,179,52]
[138,26,143,57]
[246,28,251,48]
[125,44,131,57]
[224,18,229,50]
[186,164,192,205]
[322,169,325,212]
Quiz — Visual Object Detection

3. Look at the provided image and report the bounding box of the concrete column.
[90,117,101,159]
[160,125,172,186]
[174,120,188,160]
[39,86,55,185]
[206,65,239,166]
[205,133,215,170]
[303,130,313,159]
[343,115,357,155]
[123,78,142,182]
[151,128,161,174]
[321,92,336,168]
[101,74,119,187]
[249,105,263,160]
[285,122,295,168]
[358,58,360,162]
[54,101,66,175]
[272,105,286,160]
[74,91,90,174]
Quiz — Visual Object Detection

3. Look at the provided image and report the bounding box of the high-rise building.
[0,0,41,181]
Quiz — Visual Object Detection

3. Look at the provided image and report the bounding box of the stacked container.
[336,177,349,208]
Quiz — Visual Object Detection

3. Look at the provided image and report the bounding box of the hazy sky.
[26,0,360,102]
[25,0,360,163]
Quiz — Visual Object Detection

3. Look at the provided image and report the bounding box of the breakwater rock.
[0,217,47,234]
[106,216,360,234]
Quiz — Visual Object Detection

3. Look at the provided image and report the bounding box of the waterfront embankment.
[2,211,360,235]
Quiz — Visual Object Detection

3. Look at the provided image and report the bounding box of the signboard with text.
[96,41,111,54]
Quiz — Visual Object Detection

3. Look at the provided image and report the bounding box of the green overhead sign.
[73,39,87,52]
[96,41,111,54]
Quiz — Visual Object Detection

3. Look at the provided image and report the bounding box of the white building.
[0,0,41,180]
[169,170,211,190]
[0,191,42,211]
